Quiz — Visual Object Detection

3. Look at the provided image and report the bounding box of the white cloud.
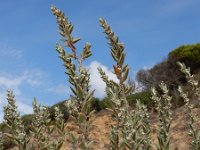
[48,83,70,95]
[47,61,118,99]
[0,70,44,96]
[16,100,33,115]
[0,42,23,59]
[0,95,33,123]
[0,70,45,123]
[0,76,23,94]
[22,69,44,87]
[88,61,118,98]
[142,65,153,70]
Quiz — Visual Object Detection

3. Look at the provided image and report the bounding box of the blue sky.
[0,0,200,121]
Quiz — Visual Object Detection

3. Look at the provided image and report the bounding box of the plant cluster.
[98,18,151,149]
[0,6,200,150]
[178,62,200,150]
[151,82,172,150]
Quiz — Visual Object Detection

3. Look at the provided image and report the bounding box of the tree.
[169,43,200,74]
[136,43,200,107]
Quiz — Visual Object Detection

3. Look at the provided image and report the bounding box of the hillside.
[7,105,199,150]
[60,105,199,150]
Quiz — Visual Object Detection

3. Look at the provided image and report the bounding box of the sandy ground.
[10,106,200,150]
[61,106,199,150]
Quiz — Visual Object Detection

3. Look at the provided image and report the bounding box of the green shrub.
[90,98,102,112]
[48,100,69,121]
[127,90,152,107]
[1,136,15,150]
[0,123,7,133]
[136,43,200,109]
[169,43,200,64]
[99,97,113,110]
[21,114,34,133]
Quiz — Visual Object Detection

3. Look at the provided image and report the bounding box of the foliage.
[0,135,15,150]
[0,123,7,133]
[152,82,172,150]
[29,99,56,149]
[178,62,200,149]
[46,90,152,115]
[3,90,29,150]
[21,114,34,133]
[99,97,113,110]
[90,97,102,112]
[136,57,185,91]
[136,43,200,108]
[98,18,151,150]
[169,43,200,66]
[51,5,94,149]
[48,100,69,121]
[127,90,152,107]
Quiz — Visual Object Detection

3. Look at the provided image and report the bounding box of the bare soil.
[62,106,200,150]
[10,106,200,150]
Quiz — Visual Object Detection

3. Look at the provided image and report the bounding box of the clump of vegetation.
[51,5,95,149]
[98,18,151,149]
[0,5,200,150]
[136,43,200,108]
[169,43,200,65]
[127,90,152,107]
[152,82,172,149]
[48,100,69,121]
[178,62,200,149]
[29,99,57,149]
[3,90,29,150]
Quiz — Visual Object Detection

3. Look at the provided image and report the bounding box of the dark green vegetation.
[137,43,200,108]
[169,43,200,65]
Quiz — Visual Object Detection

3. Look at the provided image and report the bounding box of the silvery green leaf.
[122,67,129,82]
[72,38,81,44]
